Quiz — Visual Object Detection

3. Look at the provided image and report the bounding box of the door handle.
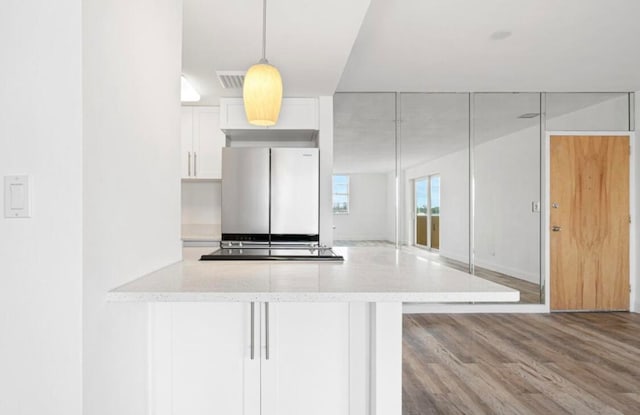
[250,302,255,360]
[265,302,270,360]
[194,152,197,177]
[552,225,562,232]
[188,152,191,176]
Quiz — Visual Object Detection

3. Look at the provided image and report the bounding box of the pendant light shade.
[243,60,283,126]
[243,0,283,126]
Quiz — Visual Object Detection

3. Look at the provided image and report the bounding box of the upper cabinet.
[182,106,225,180]
[220,98,319,133]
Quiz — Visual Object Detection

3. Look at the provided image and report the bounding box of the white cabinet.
[151,303,259,415]
[219,98,319,132]
[150,302,354,415]
[261,303,350,415]
[181,106,225,180]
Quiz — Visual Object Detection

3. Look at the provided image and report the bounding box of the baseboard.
[333,236,392,242]
[472,258,539,284]
[403,303,549,314]
[437,250,469,264]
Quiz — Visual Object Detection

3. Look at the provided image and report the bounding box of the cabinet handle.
[188,152,191,176]
[265,302,270,360]
[250,302,255,360]
[194,152,198,177]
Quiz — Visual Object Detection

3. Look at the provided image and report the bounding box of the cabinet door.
[151,303,260,415]
[261,303,350,415]
[219,98,318,130]
[193,107,225,179]
[181,107,194,178]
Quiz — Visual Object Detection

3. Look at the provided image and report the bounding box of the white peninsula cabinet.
[181,106,225,180]
[150,302,361,415]
[111,247,519,415]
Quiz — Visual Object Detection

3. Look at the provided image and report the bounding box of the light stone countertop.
[108,247,520,303]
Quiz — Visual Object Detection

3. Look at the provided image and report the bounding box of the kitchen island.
[109,247,519,415]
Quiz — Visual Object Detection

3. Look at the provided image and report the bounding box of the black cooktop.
[200,246,344,262]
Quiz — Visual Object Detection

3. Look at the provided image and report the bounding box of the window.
[332,175,350,214]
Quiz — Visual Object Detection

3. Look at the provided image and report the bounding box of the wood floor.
[403,313,640,415]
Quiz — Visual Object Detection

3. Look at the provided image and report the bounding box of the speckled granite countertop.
[108,247,519,303]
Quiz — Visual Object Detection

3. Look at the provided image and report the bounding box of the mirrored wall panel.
[473,93,542,303]
[399,93,470,269]
[333,93,396,247]
[332,90,632,305]
[546,92,631,131]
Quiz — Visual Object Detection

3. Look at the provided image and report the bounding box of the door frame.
[545,131,636,312]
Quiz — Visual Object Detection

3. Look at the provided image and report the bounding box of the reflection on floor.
[403,313,640,415]
[333,241,541,304]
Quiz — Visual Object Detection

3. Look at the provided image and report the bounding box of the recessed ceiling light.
[518,113,540,119]
[490,31,512,41]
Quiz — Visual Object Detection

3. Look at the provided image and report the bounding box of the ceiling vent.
[216,71,245,89]
[517,112,540,119]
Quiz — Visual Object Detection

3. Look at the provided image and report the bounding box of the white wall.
[182,181,221,224]
[403,149,470,264]
[474,126,540,283]
[333,173,391,241]
[83,1,182,415]
[0,2,83,414]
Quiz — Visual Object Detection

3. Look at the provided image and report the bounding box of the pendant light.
[243,0,283,126]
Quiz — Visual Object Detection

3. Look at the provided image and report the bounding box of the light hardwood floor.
[403,313,640,415]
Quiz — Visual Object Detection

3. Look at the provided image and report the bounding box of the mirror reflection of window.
[429,174,440,250]
[332,175,350,214]
[333,93,396,248]
[400,93,469,266]
[415,178,427,246]
[414,174,440,250]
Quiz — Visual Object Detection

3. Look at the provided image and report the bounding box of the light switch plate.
[4,175,31,218]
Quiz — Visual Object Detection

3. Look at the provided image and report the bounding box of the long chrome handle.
[250,302,255,360]
[265,302,270,360]
[194,152,197,177]
[188,152,191,176]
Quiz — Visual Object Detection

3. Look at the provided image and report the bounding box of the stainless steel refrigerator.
[221,147,319,244]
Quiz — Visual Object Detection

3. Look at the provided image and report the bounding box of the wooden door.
[550,135,630,311]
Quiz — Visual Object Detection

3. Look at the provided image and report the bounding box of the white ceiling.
[182,0,639,173]
[183,0,640,101]
[337,0,640,92]
[182,0,370,104]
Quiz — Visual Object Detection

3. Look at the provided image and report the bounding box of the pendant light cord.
[261,0,267,62]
